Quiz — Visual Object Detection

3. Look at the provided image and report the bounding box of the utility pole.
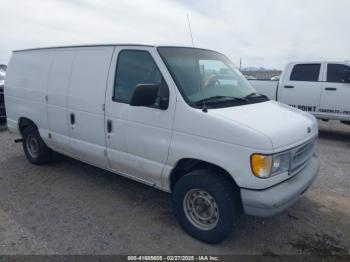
[239,58,242,71]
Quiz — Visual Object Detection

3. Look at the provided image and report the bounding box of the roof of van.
[13,44,211,52]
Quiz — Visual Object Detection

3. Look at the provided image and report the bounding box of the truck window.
[290,64,321,82]
[327,64,350,83]
[113,50,166,106]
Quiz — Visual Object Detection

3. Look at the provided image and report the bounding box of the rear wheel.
[22,125,52,165]
[172,169,241,244]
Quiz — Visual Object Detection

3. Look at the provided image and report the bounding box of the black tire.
[22,125,52,165]
[172,169,241,244]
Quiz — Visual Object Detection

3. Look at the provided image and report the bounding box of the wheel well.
[18,117,37,135]
[170,158,239,192]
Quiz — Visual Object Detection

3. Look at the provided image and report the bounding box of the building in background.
[241,69,282,80]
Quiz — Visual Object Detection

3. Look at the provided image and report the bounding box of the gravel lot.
[0,121,349,255]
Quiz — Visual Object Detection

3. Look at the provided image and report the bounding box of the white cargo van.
[250,62,350,125]
[5,44,319,243]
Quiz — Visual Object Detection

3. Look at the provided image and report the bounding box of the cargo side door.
[278,63,323,114]
[67,47,114,168]
[319,63,350,120]
[46,50,76,155]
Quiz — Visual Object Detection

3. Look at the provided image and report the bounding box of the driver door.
[104,47,176,188]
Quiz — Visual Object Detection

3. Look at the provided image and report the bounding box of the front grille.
[290,139,315,175]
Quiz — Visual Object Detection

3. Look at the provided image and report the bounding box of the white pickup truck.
[250,62,350,124]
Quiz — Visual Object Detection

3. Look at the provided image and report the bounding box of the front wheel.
[22,126,52,165]
[172,169,241,244]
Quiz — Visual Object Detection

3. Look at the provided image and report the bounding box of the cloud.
[0,0,349,69]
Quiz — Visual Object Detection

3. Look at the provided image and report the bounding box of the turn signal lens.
[251,154,272,178]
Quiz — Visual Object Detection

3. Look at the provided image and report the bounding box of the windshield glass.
[158,47,264,108]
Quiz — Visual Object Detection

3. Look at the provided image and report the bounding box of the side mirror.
[342,70,350,83]
[159,82,170,110]
[159,97,169,110]
[130,84,159,107]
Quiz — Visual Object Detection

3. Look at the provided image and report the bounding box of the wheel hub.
[184,189,219,231]
[26,134,39,158]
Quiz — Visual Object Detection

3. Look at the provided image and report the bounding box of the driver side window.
[113,50,168,107]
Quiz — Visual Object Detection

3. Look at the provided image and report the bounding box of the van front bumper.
[240,154,320,217]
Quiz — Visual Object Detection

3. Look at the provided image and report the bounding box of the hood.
[209,100,317,150]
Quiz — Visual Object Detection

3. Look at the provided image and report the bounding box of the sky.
[0,0,349,69]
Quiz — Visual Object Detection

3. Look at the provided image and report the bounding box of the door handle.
[107,120,113,133]
[284,85,294,89]
[325,87,337,91]
[70,113,75,125]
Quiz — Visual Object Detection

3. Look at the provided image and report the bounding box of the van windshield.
[158,47,268,108]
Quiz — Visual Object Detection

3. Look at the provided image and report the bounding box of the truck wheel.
[172,169,241,244]
[22,126,52,165]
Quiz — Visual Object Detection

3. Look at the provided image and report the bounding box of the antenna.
[186,14,195,47]
[186,14,207,113]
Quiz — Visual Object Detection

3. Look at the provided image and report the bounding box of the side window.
[290,64,321,82]
[113,50,168,107]
[327,64,350,83]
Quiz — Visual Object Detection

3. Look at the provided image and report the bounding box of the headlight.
[251,151,290,179]
[271,151,290,175]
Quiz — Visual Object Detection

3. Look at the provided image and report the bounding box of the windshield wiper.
[244,92,268,99]
[195,96,248,105]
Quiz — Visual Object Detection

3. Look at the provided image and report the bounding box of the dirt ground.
[0,120,349,255]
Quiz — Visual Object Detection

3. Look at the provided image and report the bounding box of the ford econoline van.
[4,44,319,243]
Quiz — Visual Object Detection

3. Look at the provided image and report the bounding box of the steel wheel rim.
[26,134,39,158]
[183,189,219,231]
